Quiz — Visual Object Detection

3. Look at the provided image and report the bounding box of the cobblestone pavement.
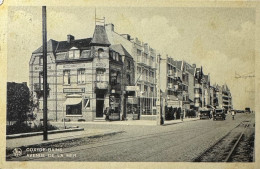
[12,113,254,162]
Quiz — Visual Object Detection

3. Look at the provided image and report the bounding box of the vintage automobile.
[213,109,226,120]
[199,110,211,119]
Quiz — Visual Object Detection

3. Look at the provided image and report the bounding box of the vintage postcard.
[0,0,259,169]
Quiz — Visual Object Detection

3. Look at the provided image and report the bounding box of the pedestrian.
[231,109,235,120]
[210,110,213,119]
[104,107,110,121]
[181,109,184,121]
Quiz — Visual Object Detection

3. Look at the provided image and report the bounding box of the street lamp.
[156,55,167,125]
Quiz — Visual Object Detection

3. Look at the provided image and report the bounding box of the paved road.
[15,113,254,162]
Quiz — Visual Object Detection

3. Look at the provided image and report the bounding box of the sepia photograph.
[0,0,259,168]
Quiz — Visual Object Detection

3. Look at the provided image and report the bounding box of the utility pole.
[156,54,161,125]
[42,6,48,140]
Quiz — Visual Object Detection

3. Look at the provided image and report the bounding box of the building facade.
[29,25,135,122]
[105,23,158,120]
[215,84,233,112]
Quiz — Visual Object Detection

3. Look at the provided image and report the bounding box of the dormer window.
[113,52,116,60]
[68,47,80,59]
[116,53,119,61]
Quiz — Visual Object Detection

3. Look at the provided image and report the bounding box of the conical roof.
[90,25,110,46]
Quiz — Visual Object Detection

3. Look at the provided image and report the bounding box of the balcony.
[168,70,174,76]
[95,81,109,90]
[195,84,201,89]
[149,77,154,84]
[149,92,155,98]
[168,83,173,89]
[152,61,156,69]
[110,83,121,91]
[194,93,201,98]
[137,56,145,65]
[195,103,200,107]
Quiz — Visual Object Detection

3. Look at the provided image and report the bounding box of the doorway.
[96,93,104,117]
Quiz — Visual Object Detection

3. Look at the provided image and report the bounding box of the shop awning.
[63,97,82,105]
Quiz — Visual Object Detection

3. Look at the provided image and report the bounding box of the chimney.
[121,34,131,41]
[67,34,75,43]
[105,23,114,32]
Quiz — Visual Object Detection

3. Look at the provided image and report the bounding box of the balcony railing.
[168,83,173,89]
[195,103,201,107]
[95,81,109,90]
[149,77,154,83]
[110,83,121,91]
[195,84,201,88]
[194,93,201,98]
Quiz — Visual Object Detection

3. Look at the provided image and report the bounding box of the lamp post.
[156,55,167,125]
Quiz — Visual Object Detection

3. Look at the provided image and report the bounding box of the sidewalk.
[52,117,200,126]
[163,117,200,126]
[6,128,123,150]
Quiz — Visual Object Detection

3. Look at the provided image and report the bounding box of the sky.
[7,6,256,110]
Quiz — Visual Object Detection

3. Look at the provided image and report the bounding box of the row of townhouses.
[29,22,232,122]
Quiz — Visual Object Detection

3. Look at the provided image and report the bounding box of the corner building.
[29,25,135,122]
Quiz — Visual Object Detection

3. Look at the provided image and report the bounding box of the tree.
[7,82,38,125]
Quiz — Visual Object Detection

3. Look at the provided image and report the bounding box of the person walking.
[181,109,184,121]
[231,109,235,120]
[210,110,213,119]
[104,107,110,121]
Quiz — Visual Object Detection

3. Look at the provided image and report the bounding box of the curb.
[6,128,84,139]
[162,118,200,126]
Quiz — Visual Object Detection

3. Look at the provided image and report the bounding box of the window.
[111,71,117,85]
[144,85,148,92]
[113,52,116,60]
[137,49,142,56]
[74,50,80,59]
[69,50,80,59]
[150,87,154,92]
[116,53,119,61]
[137,67,141,74]
[39,56,43,65]
[77,69,85,84]
[83,97,90,108]
[69,51,74,59]
[117,72,121,84]
[63,70,70,85]
[96,68,105,82]
[138,84,142,91]
[127,60,131,70]
[98,48,104,58]
[66,103,82,115]
[127,74,131,84]
[39,71,43,89]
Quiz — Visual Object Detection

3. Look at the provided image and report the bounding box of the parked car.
[199,110,211,119]
[245,107,251,113]
[213,109,226,120]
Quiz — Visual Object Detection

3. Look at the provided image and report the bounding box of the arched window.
[98,48,104,58]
